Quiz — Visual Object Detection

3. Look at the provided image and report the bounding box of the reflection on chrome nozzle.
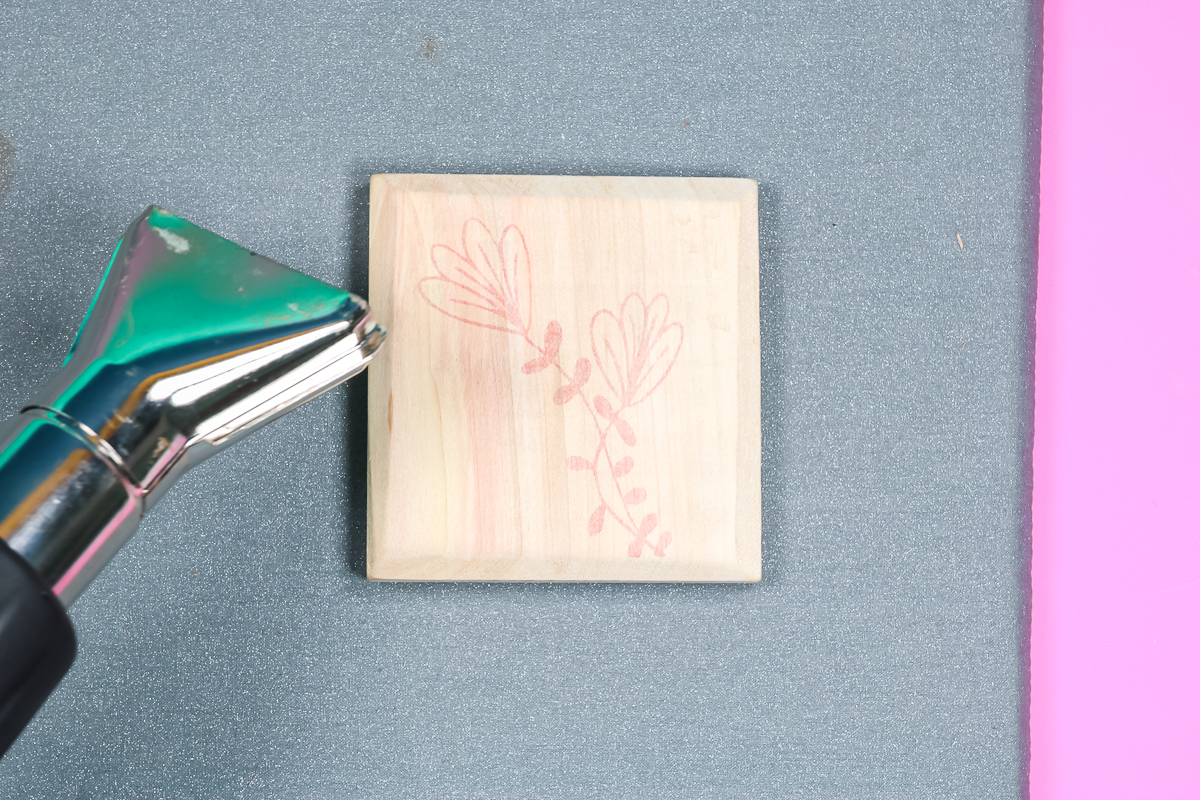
[0,206,385,605]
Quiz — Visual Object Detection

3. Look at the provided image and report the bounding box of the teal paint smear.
[53,207,357,412]
[66,237,123,364]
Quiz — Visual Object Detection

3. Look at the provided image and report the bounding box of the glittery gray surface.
[0,0,1039,797]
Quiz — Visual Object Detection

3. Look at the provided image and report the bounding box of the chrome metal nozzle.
[0,206,385,605]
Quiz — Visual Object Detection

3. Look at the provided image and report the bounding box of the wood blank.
[367,174,760,581]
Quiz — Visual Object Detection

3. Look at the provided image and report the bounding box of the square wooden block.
[367,174,760,581]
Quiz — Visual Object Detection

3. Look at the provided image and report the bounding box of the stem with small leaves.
[522,328,637,534]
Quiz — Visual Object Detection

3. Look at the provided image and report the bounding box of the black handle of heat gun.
[0,538,76,758]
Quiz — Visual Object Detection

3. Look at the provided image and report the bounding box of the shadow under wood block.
[368,174,760,581]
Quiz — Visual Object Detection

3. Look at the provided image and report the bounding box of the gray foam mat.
[0,1,1039,796]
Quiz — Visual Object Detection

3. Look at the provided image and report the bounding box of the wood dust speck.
[957,233,964,250]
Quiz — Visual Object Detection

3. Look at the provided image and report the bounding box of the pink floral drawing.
[419,218,532,335]
[419,218,683,557]
[592,294,684,409]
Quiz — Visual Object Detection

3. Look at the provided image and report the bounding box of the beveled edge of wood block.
[366,173,762,582]
[734,179,762,583]
[370,172,758,203]
[366,555,759,583]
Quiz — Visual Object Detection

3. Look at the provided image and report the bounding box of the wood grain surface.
[367,174,760,581]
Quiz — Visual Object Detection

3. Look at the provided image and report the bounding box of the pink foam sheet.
[1032,1,1200,797]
